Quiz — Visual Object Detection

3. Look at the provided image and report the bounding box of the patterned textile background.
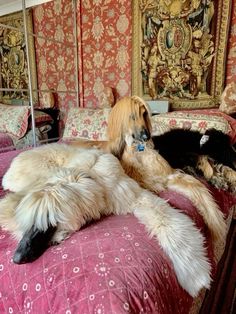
[226,0,236,84]
[33,0,132,112]
[32,0,235,113]
[33,0,77,115]
[77,0,132,108]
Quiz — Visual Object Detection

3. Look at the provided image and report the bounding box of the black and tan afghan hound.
[152,128,236,192]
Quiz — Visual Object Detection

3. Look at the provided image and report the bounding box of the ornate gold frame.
[0,9,38,104]
[132,0,232,110]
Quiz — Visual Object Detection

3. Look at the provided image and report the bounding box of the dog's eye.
[130,114,136,121]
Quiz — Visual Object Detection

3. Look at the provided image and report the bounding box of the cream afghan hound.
[105,96,226,243]
[1,143,210,297]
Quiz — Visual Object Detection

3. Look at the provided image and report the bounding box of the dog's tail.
[133,190,211,297]
[166,172,227,242]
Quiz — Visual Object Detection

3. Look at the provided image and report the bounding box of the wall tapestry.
[0,10,38,105]
[132,0,232,109]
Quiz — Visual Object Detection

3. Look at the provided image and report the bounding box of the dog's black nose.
[140,129,150,142]
[13,251,26,264]
[13,225,57,264]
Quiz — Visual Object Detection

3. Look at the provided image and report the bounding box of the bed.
[0,107,235,313]
[0,104,56,153]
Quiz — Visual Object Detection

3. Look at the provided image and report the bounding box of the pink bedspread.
[0,150,235,314]
[0,133,14,154]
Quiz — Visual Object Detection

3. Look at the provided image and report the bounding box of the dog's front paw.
[50,230,71,245]
[197,156,214,180]
[222,166,236,183]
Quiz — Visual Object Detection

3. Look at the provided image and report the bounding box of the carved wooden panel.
[132,0,232,109]
[0,10,38,104]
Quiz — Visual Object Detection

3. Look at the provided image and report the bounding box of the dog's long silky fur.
[1,143,211,297]
[152,128,236,171]
[151,128,236,191]
[106,96,226,243]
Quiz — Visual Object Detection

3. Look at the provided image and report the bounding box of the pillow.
[219,82,236,115]
[33,110,53,126]
[97,87,115,108]
[41,92,55,108]
[63,108,111,141]
[0,104,29,139]
[151,111,232,137]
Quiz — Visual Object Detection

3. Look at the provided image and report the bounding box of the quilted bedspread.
[0,133,14,154]
[0,150,235,314]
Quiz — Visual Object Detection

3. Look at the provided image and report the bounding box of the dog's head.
[107,96,152,157]
[107,96,152,147]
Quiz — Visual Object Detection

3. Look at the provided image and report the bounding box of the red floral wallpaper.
[32,0,235,117]
[77,0,132,108]
[33,0,132,114]
[33,0,77,117]
[226,0,236,84]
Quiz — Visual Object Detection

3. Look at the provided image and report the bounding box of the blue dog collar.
[136,143,145,151]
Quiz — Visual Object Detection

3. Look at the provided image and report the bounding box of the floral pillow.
[0,104,29,139]
[219,82,236,115]
[63,108,111,141]
[151,111,232,136]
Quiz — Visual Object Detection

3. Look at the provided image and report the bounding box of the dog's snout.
[142,133,148,141]
[13,225,57,264]
[140,129,150,142]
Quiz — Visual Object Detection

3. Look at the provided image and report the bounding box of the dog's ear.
[13,225,57,264]
[144,111,152,135]
[108,136,126,160]
[107,97,131,153]
[131,96,152,134]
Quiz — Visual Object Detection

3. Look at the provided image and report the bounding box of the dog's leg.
[132,148,226,241]
[133,190,211,297]
[221,165,236,194]
[197,155,214,180]
[50,227,71,244]
[220,164,236,183]
[166,172,227,242]
[209,163,236,194]
[13,225,57,264]
[121,148,169,193]
[122,146,226,241]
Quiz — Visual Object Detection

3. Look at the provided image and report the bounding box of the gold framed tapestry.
[0,9,38,105]
[132,0,232,110]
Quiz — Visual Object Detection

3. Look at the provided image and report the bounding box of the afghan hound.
[0,143,211,297]
[105,96,226,244]
[151,128,236,192]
